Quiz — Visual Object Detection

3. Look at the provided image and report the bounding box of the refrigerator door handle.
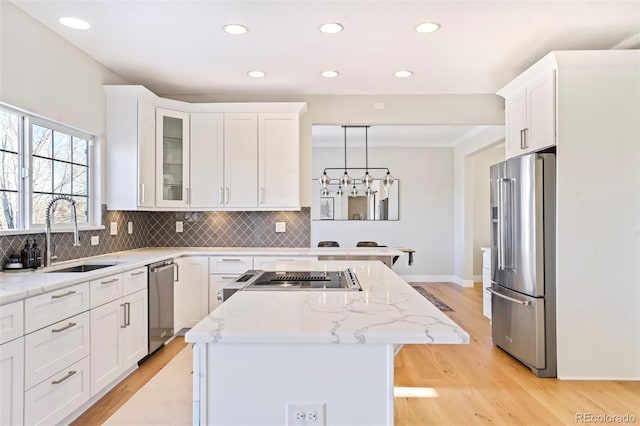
[488,287,531,306]
[497,178,507,270]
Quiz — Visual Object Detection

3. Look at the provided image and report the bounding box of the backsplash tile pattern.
[146,209,310,247]
[1,208,311,268]
[0,210,149,268]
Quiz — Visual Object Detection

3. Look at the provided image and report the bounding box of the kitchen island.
[185,260,469,426]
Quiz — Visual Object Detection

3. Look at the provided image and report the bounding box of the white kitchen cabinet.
[481,247,492,320]
[0,300,23,345]
[156,108,191,207]
[190,113,224,208]
[90,271,148,396]
[175,256,209,330]
[24,356,90,426]
[25,282,90,335]
[258,113,300,208]
[0,337,24,426]
[25,311,90,390]
[500,68,556,159]
[208,256,253,312]
[223,113,259,207]
[105,87,156,209]
[253,255,318,270]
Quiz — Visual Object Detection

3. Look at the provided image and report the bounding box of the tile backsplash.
[0,208,310,268]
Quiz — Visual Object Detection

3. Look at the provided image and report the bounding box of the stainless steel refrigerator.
[489,152,556,377]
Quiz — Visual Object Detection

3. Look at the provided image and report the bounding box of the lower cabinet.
[0,337,24,426]
[24,356,90,426]
[90,289,148,397]
[481,247,492,320]
[174,256,209,331]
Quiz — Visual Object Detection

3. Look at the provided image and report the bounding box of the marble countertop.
[0,247,404,305]
[185,260,469,345]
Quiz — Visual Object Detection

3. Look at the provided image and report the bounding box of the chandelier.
[318,125,395,197]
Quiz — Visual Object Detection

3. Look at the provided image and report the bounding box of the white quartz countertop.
[185,260,469,345]
[0,247,404,305]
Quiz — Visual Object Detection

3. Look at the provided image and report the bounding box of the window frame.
[0,103,98,234]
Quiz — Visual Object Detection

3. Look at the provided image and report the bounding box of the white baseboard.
[452,276,475,288]
[473,274,482,282]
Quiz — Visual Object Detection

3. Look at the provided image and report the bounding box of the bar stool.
[356,241,378,247]
[318,241,339,247]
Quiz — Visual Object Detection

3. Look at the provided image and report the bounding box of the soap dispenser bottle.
[20,239,31,268]
[32,239,42,268]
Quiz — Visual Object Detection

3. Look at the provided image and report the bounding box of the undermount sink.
[46,263,117,273]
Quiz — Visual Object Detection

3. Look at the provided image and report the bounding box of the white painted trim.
[557,375,640,381]
[452,276,475,288]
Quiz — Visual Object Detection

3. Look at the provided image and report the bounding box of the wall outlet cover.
[128,221,133,234]
[110,222,117,236]
[286,403,325,426]
[176,221,184,233]
[90,235,99,246]
[275,222,286,233]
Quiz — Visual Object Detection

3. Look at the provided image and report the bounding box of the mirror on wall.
[312,179,399,221]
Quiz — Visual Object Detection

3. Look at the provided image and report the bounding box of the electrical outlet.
[176,221,184,233]
[286,403,325,426]
[110,222,117,235]
[90,235,99,246]
[275,221,286,233]
[128,221,133,234]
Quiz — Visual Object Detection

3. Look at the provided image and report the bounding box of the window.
[0,104,94,231]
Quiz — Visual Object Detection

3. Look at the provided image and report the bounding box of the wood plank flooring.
[72,283,640,425]
[395,283,640,425]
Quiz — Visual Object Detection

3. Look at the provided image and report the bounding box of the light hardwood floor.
[395,283,640,425]
[73,283,640,425]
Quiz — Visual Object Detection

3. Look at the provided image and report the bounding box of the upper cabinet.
[104,85,306,211]
[105,87,156,209]
[498,59,556,159]
[258,113,299,209]
[156,109,190,207]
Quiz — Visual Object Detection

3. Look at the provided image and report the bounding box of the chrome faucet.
[45,195,80,267]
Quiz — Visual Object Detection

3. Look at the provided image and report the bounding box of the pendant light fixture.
[317,125,395,199]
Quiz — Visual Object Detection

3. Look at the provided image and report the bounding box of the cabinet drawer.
[25,283,90,334]
[0,300,24,344]
[90,274,123,308]
[25,311,90,390]
[123,267,148,295]
[253,256,318,270]
[209,256,253,274]
[24,355,90,426]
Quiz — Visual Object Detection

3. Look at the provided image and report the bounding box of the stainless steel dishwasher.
[148,259,177,354]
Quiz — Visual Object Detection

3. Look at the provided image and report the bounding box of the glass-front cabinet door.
[156,108,190,207]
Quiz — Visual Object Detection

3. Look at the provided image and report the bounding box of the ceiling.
[11,1,640,98]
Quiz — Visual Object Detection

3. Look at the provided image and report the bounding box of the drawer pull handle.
[101,278,119,285]
[130,271,146,276]
[221,259,241,262]
[51,290,76,299]
[52,370,76,385]
[220,276,237,280]
[52,322,76,333]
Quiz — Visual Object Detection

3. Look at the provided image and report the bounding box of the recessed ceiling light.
[321,70,339,78]
[223,24,248,35]
[394,70,413,78]
[319,22,343,34]
[415,22,441,33]
[247,71,266,78]
[59,17,90,30]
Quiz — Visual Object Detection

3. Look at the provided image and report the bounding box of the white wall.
[312,146,454,279]
[472,145,505,276]
[554,50,640,379]
[0,1,129,212]
[452,127,505,286]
